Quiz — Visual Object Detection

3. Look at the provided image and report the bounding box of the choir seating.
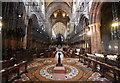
[1,49,35,69]
[87,53,119,67]
[45,50,53,58]
[1,59,14,69]
[36,48,47,58]
[1,61,27,82]
[79,55,120,81]
[1,48,36,82]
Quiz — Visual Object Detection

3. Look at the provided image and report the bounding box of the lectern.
[53,53,65,79]
[56,53,63,66]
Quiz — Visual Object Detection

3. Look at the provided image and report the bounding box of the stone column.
[22,17,29,49]
[0,17,2,61]
[93,25,97,53]
[22,27,27,49]
[89,23,102,54]
[95,23,102,53]
[89,25,94,54]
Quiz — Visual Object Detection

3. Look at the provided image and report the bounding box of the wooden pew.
[14,50,34,63]
[79,55,120,81]
[1,59,14,69]
[1,61,27,82]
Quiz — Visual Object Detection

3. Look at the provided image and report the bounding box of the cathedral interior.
[0,0,120,82]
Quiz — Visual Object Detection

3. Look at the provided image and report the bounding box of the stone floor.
[14,58,111,82]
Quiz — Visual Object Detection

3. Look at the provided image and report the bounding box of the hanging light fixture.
[62,12,66,18]
[18,14,22,18]
[67,14,68,16]
[111,22,120,27]
[87,31,91,36]
[54,12,57,18]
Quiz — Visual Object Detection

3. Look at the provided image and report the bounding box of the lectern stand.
[56,53,63,66]
[53,53,65,79]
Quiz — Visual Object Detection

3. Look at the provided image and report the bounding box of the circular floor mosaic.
[39,64,79,80]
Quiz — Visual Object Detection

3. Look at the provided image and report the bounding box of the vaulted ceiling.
[45,0,73,8]
[45,1,72,38]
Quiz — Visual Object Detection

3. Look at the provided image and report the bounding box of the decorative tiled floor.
[88,72,110,82]
[39,64,79,80]
[14,58,111,82]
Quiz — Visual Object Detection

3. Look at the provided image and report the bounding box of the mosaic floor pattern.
[38,64,82,80]
[14,58,111,82]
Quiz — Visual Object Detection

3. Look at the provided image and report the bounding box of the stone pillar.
[0,18,2,61]
[89,23,102,54]
[95,23,102,53]
[22,27,27,49]
[89,25,94,54]
[93,25,97,53]
[22,16,29,49]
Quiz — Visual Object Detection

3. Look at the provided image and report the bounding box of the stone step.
[53,66,66,73]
